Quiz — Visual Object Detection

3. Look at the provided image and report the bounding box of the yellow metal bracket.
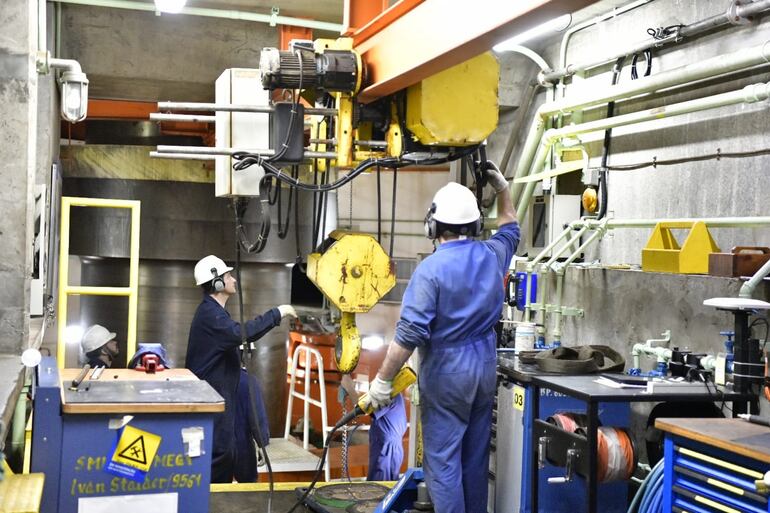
[57,197,141,367]
[641,221,720,274]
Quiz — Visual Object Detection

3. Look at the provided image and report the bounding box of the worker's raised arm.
[485,162,516,227]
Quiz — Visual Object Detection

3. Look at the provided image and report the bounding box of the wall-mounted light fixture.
[37,51,89,123]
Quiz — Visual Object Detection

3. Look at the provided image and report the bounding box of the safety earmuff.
[423,202,484,239]
[424,203,438,240]
[210,267,225,292]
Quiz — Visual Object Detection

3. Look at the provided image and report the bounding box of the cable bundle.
[547,412,636,482]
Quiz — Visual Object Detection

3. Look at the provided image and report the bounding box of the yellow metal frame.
[641,221,720,274]
[57,197,141,368]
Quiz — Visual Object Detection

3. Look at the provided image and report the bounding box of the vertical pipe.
[10,386,28,461]
[57,198,71,367]
[550,273,565,343]
[38,0,46,52]
[550,226,606,341]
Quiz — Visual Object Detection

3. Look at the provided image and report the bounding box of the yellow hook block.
[307,231,396,373]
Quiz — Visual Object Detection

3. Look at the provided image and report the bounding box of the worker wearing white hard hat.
[186,254,297,483]
[80,324,120,368]
[368,164,521,513]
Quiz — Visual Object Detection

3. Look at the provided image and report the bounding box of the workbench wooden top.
[61,368,198,382]
[655,418,770,463]
[60,368,224,414]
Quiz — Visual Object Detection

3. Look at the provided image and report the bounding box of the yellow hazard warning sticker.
[111,425,161,473]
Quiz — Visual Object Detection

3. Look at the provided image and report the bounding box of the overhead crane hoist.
[218,38,501,373]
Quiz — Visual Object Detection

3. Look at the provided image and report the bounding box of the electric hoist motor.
[259,46,363,94]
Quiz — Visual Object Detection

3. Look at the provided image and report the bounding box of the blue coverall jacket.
[185,294,280,483]
[395,222,520,513]
[368,394,407,481]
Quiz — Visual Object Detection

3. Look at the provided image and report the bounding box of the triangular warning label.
[118,435,147,465]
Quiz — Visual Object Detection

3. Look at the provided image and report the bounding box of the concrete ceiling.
[137,0,346,23]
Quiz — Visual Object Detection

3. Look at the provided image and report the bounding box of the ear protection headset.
[210,267,225,292]
[423,203,438,240]
[423,202,484,240]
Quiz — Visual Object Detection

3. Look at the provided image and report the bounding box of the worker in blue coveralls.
[366,165,519,513]
[186,254,297,483]
[340,374,407,480]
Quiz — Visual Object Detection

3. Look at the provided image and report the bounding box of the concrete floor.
[210,490,313,513]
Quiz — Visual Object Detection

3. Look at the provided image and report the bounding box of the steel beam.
[354,0,599,103]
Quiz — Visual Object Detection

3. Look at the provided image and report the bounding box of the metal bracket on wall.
[533,303,584,317]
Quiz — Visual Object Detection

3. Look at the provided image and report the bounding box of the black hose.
[233,209,274,511]
[285,408,362,513]
[597,57,625,220]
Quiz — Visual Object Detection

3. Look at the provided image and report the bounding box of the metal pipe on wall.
[516,77,770,221]
[511,39,770,208]
[542,0,770,83]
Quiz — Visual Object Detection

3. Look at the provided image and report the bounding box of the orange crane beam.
[353,0,599,103]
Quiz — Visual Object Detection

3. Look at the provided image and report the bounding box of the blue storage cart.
[31,357,223,513]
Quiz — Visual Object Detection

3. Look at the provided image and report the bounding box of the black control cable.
[234,223,275,512]
[597,56,625,220]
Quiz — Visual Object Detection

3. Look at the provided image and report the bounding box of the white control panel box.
[214,68,270,197]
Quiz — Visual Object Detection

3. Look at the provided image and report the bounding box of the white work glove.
[484,163,508,193]
[277,304,297,319]
[367,376,394,411]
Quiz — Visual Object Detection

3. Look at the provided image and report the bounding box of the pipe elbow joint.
[742,82,770,104]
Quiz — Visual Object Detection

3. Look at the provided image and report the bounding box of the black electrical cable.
[606,147,770,172]
[276,167,297,240]
[389,166,398,258]
[631,49,652,80]
[597,56,626,220]
[750,317,769,351]
[234,145,480,194]
[234,183,271,254]
[233,207,275,512]
[285,412,362,513]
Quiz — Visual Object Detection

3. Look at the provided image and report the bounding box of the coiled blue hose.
[628,459,665,513]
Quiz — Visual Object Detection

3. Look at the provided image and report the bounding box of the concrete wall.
[0,0,39,354]
[59,4,279,101]
[494,0,770,414]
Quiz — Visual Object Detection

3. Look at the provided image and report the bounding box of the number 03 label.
[513,385,525,411]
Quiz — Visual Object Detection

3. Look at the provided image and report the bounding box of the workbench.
[31,357,224,513]
[495,356,630,513]
[528,374,751,513]
[656,418,770,512]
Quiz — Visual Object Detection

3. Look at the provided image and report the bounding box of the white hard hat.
[432,182,480,225]
[81,324,116,354]
[194,255,233,286]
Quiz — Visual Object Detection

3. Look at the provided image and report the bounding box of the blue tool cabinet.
[659,418,770,513]
[31,357,223,513]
